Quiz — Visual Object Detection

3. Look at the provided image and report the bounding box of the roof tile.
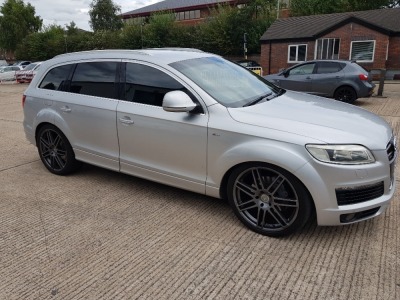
[261,8,400,41]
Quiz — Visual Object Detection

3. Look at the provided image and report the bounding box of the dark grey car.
[264,60,375,103]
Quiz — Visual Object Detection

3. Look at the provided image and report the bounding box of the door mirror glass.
[163,91,197,112]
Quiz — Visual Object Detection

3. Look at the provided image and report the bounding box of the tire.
[334,86,357,103]
[227,163,313,237]
[36,124,81,175]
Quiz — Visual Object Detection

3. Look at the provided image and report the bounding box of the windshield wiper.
[243,92,273,107]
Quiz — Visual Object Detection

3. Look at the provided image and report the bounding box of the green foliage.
[15,24,92,60]
[120,23,143,49]
[87,30,123,49]
[142,12,177,48]
[290,0,397,16]
[0,0,42,51]
[15,0,278,59]
[89,0,123,32]
[197,1,276,55]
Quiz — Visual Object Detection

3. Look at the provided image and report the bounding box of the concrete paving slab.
[0,83,399,300]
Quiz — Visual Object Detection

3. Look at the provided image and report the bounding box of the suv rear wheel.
[37,125,81,175]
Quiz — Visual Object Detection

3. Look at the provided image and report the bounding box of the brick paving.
[0,83,398,300]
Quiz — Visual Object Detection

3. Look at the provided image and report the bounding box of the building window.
[350,40,375,62]
[315,38,340,59]
[176,10,201,21]
[288,44,307,63]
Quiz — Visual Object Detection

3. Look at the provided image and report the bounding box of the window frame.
[349,40,376,63]
[287,44,308,63]
[38,63,75,91]
[314,38,340,60]
[66,60,121,99]
[121,61,205,114]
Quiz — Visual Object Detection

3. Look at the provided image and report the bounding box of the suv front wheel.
[227,163,313,237]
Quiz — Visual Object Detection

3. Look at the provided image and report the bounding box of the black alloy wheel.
[227,163,313,237]
[334,86,357,103]
[37,125,81,175]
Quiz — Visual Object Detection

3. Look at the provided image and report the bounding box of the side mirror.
[283,70,289,78]
[163,91,197,113]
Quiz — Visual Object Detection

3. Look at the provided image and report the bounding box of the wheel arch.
[219,161,316,216]
[334,84,358,98]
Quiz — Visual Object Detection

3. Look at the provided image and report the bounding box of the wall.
[321,23,389,70]
[261,22,398,75]
[261,41,315,75]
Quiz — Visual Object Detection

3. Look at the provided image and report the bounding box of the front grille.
[336,181,384,206]
[386,138,396,162]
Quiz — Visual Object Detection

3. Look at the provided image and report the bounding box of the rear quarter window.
[39,64,73,91]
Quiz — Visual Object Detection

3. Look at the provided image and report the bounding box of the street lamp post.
[63,33,68,53]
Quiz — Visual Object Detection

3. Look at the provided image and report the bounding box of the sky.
[0,0,159,31]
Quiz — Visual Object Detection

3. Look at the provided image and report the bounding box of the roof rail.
[55,49,150,58]
[144,48,204,53]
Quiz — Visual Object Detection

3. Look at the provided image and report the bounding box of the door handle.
[306,76,312,80]
[60,106,71,113]
[119,117,134,125]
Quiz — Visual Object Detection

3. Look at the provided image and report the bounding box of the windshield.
[170,56,281,107]
[24,63,37,71]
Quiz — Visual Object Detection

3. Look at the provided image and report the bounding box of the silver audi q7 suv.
[23,49,397,237]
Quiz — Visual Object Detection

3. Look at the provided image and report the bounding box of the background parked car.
[16,62,42,83]
[264,60,375,103]
[11,61,31,69]
[0,66,22,82]
[237,59,263,76]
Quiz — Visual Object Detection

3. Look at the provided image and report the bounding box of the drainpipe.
[268,41,272,75]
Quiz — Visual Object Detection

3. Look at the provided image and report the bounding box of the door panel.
[117,62,208,193]
[312,62,344,96]
[55,61,120,170]
[117,102,208,193]
[281,63,316,93]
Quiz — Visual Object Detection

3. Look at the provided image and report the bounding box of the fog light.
[340,213,356,223]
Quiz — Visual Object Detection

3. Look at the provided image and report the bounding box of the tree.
[0,0,42,52]
[290,0,398,16]
[89,0,123,31]
[66,21,79,35]
[197,1,276,55]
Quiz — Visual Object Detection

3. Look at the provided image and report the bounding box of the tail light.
[359,74,368,81]
[22,95,26,108]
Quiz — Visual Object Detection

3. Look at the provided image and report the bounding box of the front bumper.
[295,148,396,226]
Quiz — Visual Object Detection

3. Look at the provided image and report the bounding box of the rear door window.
[39,64,73,91]
[70,62,118,99]
[316,62,343,74]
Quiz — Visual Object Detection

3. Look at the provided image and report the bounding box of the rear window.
[39,64,73,91]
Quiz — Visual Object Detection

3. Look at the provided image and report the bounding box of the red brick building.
[121,0,249,26]
[260,8,400,79]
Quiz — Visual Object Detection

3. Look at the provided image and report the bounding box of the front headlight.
[306,144,375,165]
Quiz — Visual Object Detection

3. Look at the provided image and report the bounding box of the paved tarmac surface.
[0,83,398,300]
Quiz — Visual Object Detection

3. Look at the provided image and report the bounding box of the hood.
[227,91,392,150]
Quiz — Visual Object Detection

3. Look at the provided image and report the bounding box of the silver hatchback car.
[23,49,397,237]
